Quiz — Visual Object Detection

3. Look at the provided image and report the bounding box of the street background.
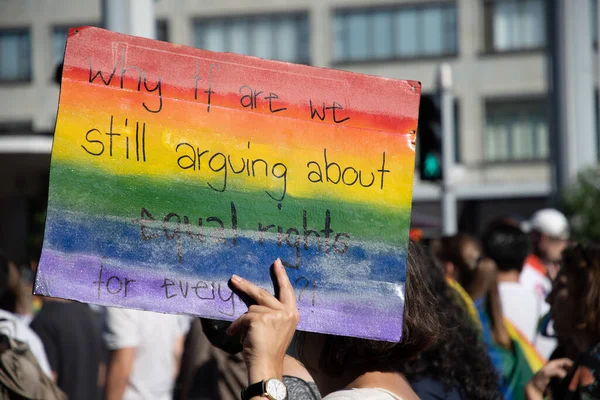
[0,0,598,263]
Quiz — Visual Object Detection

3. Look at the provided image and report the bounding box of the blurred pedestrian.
[437,234,538,400]
[0,251,52,377]
[436,234,510,351]
[400,249,502,399]
[520,208,569,358]
[103,308,191,400]
[539,243,600,399]
[482,218,540,344]
[30,297,104,399]
[175,318,246,400]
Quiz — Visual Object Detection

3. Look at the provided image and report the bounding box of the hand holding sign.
[35,26,420,341]
[227,258,299,383]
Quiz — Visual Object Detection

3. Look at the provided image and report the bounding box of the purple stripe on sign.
[36,249,404,341]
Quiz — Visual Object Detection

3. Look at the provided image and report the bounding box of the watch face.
[265,378,287,400]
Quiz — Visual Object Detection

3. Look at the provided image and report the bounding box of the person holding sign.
[228,242,439,400]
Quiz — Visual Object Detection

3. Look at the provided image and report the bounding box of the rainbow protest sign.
[35,27,420,341]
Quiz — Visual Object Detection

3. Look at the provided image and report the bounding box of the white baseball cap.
[522,208,569,240]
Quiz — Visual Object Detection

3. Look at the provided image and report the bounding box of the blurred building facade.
[0,0,598,259]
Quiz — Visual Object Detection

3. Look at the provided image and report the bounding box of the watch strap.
[241,380,266,400]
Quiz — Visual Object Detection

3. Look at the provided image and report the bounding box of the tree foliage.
[562,167,600,242]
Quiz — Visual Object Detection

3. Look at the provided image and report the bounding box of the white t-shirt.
[103,308,191,400]
[324,388,404,399]
[519,255,556,359]
[498,282,540,343]
[0,309,52,376]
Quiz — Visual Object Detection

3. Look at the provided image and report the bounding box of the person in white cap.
[520,208,569,359]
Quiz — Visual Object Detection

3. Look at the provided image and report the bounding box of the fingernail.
[275,258,283,268]
[231,274,242,283]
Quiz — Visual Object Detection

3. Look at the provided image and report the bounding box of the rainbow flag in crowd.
[446,278,545,400]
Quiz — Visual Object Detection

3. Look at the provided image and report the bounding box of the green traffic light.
[423,153,441,179]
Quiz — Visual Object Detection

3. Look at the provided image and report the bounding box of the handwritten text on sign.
[35,27,420,341]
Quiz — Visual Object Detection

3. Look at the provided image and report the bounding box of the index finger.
[555,358,574,369]
[273,258,297,308]
[230,274,282,309]
[546,358,574,378]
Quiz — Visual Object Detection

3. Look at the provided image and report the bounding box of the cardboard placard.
[35,27,420,341]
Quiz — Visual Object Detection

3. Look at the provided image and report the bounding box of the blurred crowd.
[0,207,599,400]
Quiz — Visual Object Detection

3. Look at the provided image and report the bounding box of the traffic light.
[417,94,443,181]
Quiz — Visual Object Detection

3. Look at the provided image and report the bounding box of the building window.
[194,14,310,64]
[157,20,169,42]
[0,121,34,135]
[484,0,546,52]
[0,29,31,82]
[53,27,69,67]
[53,24,98,67]
[484,99,548,161]
[333,3,457,63]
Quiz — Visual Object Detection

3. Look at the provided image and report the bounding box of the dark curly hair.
[561,243,600,340]
[398,251,502,399]
[295,241,441,376]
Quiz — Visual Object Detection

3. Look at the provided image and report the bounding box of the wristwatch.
[241,378,287,400]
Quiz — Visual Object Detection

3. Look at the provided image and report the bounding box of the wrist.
[243,377,287,400]
[525,381,545,400]
[247,364,283,384]
[531,374,548,394]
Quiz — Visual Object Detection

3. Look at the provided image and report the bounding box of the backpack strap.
[0,318,17,339]
[0,320,66,400]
